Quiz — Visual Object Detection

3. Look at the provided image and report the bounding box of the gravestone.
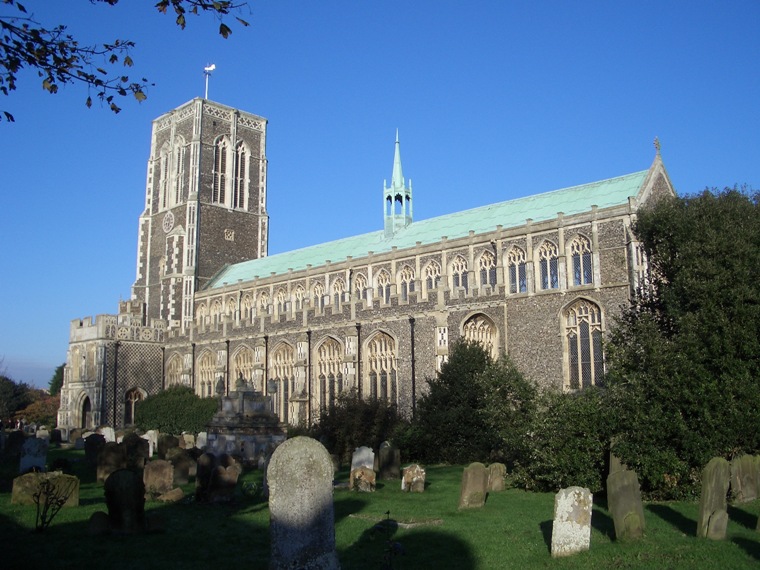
[351,446,374,471]
[144,430,159,454]
[99,426,116,443]
[180,433,195,449]
[157,487,184,503]
[97,442,127,483]
[607,469,646,540]
[208,463,243,503]
[551,486,593,557]
[19,437,48,474]
[401,464,425,493]
[84,433,106,466]
[11,472,80,507]
[104,469,145,533]
[377,441,401,480]
[487,463,506,492]
[458,462,488,509]
[74,438,85,450]
[196,431,208,450]
[50,429,63,445]
[195,453,217,502]
[36,428,50,442]
[697,457,730,540]
[5,430,25,456]
[157,434,179,459]
[122,432,150,470]
[143,460,175,497]
[730,454,759,503]
[268,436,339,570]
[349,466,376,492]
[166,447,196,485]
[69,428,83,444]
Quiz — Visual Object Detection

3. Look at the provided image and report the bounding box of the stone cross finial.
[654,137,661,155]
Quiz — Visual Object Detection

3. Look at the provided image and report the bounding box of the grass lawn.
[1,446,759,569]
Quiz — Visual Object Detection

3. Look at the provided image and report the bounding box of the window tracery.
[538,240,559,290]
[564,299,604,390]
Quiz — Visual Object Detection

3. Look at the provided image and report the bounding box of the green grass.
[1,448,759,569]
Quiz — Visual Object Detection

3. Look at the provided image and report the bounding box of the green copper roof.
[206,169,648,289]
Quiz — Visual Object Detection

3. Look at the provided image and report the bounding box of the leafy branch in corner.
[0,0,250,122]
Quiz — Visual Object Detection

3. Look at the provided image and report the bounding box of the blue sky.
[1,1,758,388]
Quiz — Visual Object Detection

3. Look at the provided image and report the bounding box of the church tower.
[131,99,268,328]
[383,131,413,238]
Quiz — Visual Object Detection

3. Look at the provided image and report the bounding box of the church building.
[57,98,676,430]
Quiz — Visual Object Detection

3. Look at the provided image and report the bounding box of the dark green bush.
[135,386,217,434]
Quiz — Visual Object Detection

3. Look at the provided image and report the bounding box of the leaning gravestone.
[268,437,340,570]
[19,437,48,474]
[401,464,425,493]
[730,454,759,504]
[458,462,488,509]
[487,463,506,492]
[11,472,80,507]
[97,442,127,483]
[551,486,593,557]
[377,441,401,480]
[607,469,646,540]
[349,466,376,492]
[697,457,730,540]
[166,447,196,485]
[143,460,175,497]
[351,446,374,471]
[157,434,179,460]
[84,433,106,466]
[104,469,145,533]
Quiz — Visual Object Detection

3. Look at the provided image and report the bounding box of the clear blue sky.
[1,1,758,388]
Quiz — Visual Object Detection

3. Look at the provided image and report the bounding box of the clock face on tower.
[162,212,175,233]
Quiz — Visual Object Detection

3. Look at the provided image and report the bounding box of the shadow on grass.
[727,504,757,530]
[592,494,615,539]
[539,520,552,553]
[732,536,760,561]
[647,503,696,536]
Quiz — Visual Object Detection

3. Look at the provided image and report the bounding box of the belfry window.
[232,141,248,209]
[212,137,228,204]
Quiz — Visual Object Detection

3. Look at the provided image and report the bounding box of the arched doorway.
[81,396,91,429]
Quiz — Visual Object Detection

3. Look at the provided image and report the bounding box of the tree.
[0,374,32,420]
[48,363,64,396]
[0,0,250,122]
[605,187,760,498]
[134,385,217,434]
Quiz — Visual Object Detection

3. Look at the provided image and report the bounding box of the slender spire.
[384,130,413,238]
[391,128,404,190]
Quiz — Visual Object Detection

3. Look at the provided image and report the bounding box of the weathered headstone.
[84,433,106,466]
[144,430,159,454]
[19,437,48,474]
[157,487,184,503]
[487,463,506,492]
[5,430,26,457]
[458,462,488,509]
[69,428,83,444]
[157,434,179,460]
[195,452,217,502]
[607,469,646,540]
[349,466,376,492]
[99,426,116,443]
[180,433,195,449]
[697,457,730,540]
[143,460,175,497]
[97,442,127,483]
[268,436,339,570]
[551,486,593,557]
[74,437,86,450]
[730,454,759,504]
[11,472,80,507]
[196,431,208,450]
[122,432,150,470]
[35,428,50,442]
[377,441,401,480]
[208,464,243,503]
[351,446,374,471]
[166,447,196,485]
[401,464,425,493]
[50,429,63,445]
[104,469,145,533]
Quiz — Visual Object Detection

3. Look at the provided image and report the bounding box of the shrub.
[135,386,217,434]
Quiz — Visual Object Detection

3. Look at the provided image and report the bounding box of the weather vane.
[204,64,216,99]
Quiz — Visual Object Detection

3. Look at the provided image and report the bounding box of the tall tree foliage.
[0,0,249,122]
[48,364,64,396]
[0,375,32,420]
[606,188,760,498]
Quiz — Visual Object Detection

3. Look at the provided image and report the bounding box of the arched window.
[425,261,441,291]
[276,288,287,314]
[366,332,397,403]
[538,240,559,290]
[241,295,253,322]
[226,298,236,317]
[159,142,171,210]
[570,235,593,286]
[313,282,325,310]
[258,291,270,315]
[376,271,391,303]
[354,273,368,300]
[165,354,183,386]
[211,300,223,324]
[332,278,345,307]
[293,286,305,310]
[271,343,295,423]
[232,141,248,209]
[212,137,228,204]
[124,388,143,425]
[232,346,255,385]
[479,251,497,288]
[398,265,415,301]
[507,246,527,294]
[316,337,344,411]
[197,351,216,397]
[196,304,208,326]
[172,137,186,206]
[564,299,604,390]
[462,314,497,358]
[451,256,469,292]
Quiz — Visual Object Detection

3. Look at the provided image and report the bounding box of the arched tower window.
[197,351,215,397]
[232,141,248,209]
[316,337,344,412]
[354,273,368,300]
[124,388,143,425]
[564,299,604,390]
[462,314,497,358]
[271,343,295,423]
[366,332,397,403]
[425,261,441,291]
[570,235,593,286]
[451,255,469,292]
[398,265,415,301]
[479,251,497,288]
[212,137,228,204]
[159,142,171,210]
[507,246,527,294]
[376,271,391,303]
[172,136,186,206]
[538,240,559,290]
